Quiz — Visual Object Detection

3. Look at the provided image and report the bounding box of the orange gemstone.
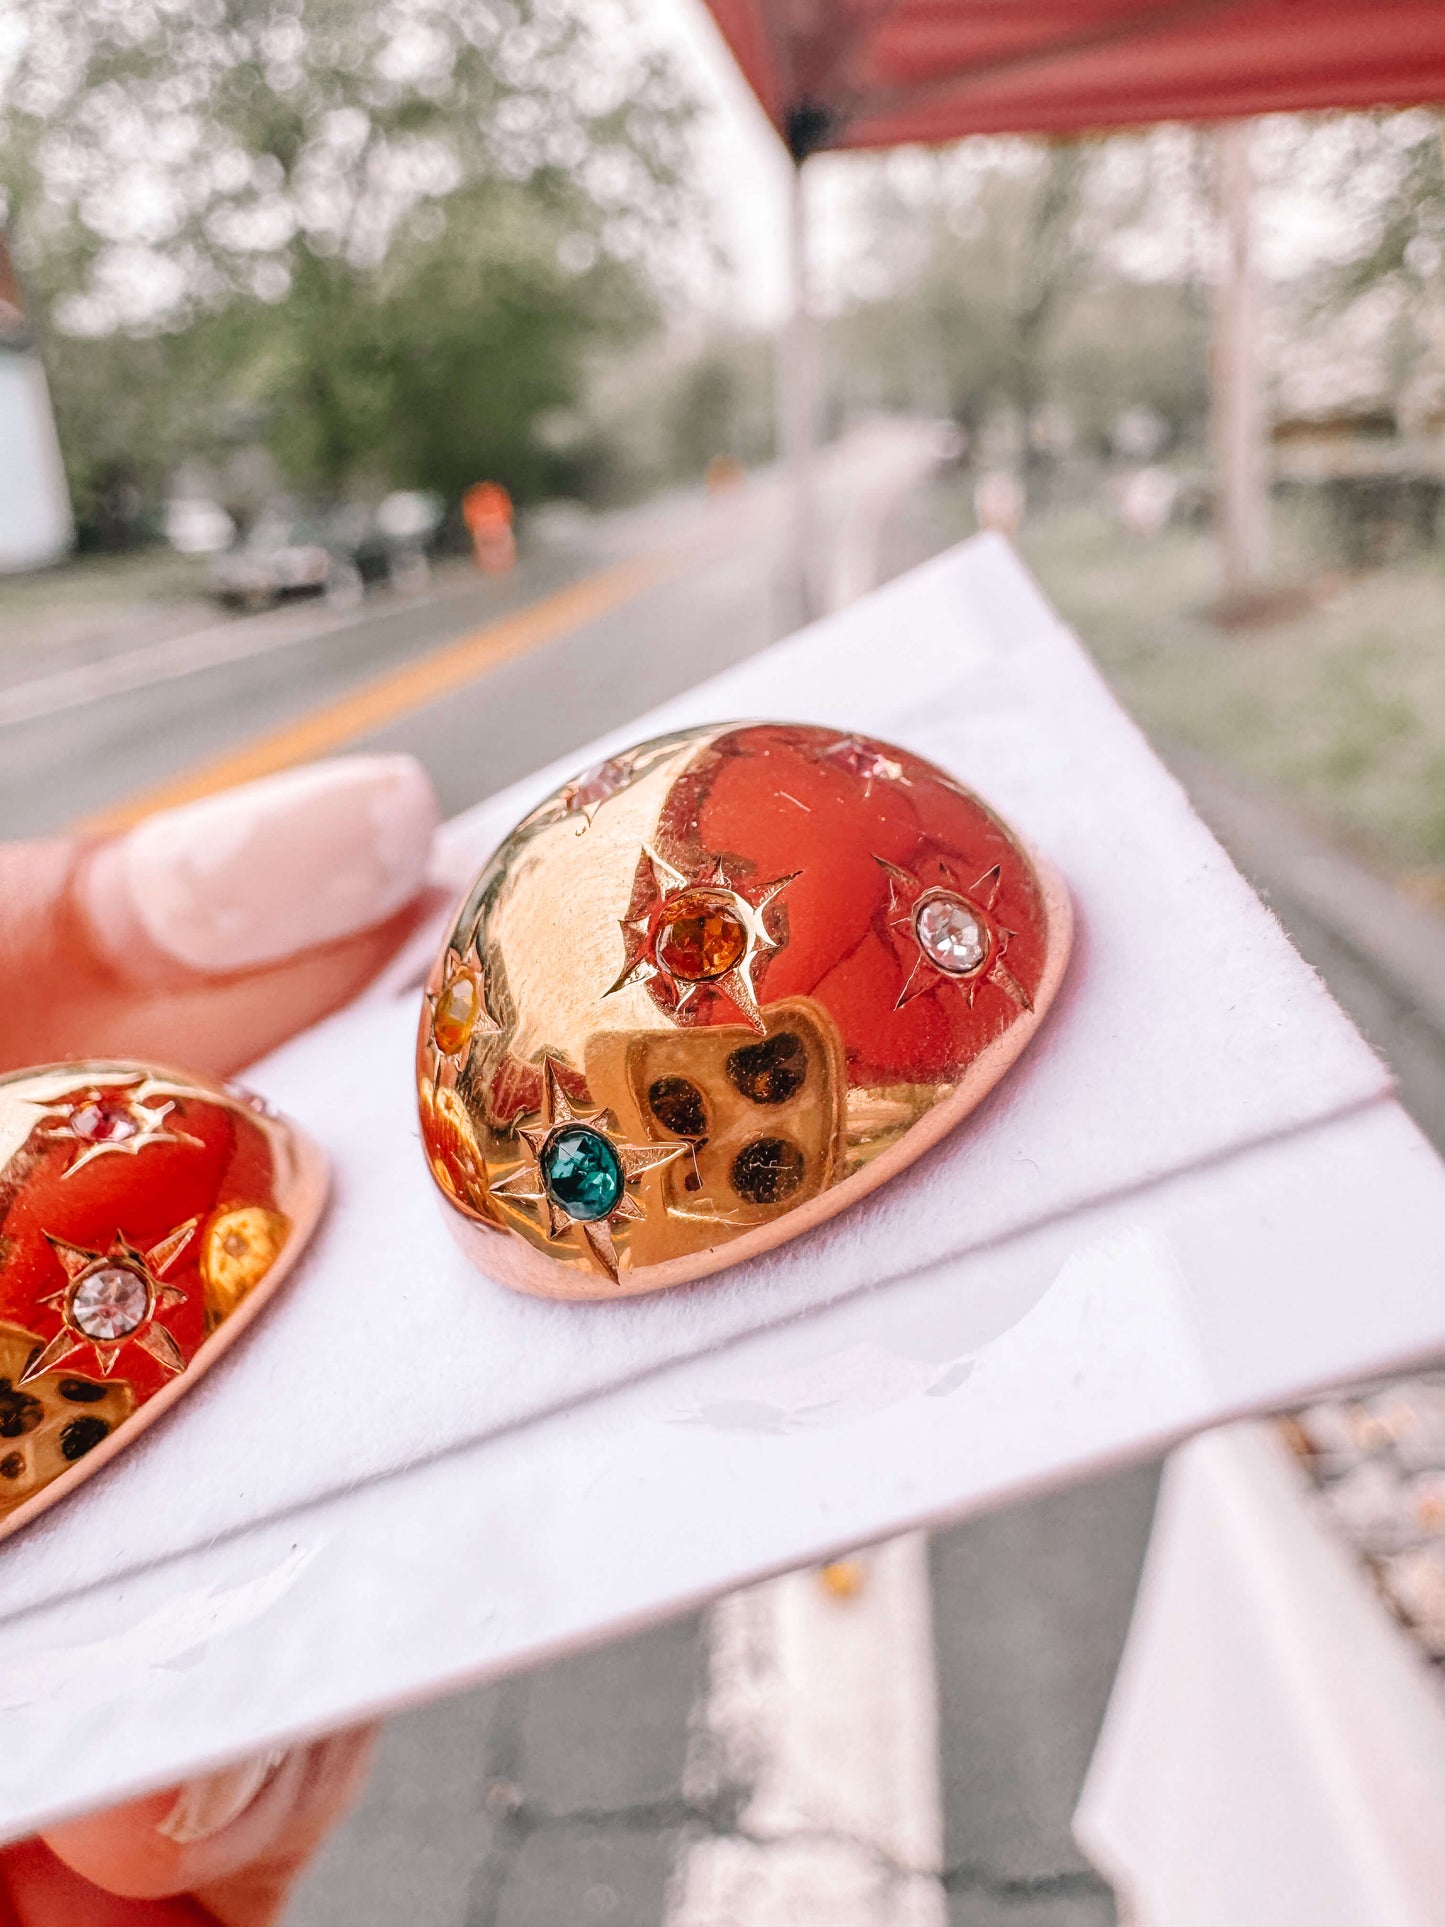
[433,975,478,1055]
[657,893,748,982]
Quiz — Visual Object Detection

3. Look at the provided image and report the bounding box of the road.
[15,425,1374,1926]
[0,421,934,837]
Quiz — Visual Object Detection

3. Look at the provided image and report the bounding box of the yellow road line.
[76,551,672,834]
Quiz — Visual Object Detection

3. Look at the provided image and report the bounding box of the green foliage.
[1307,112,1445,309]
[661,337,774,477]
[1295,111,1445,414]
[1050,276,1210,456]
[0,0,707,519]
[567,329,775,504]
[1022,500,1445,875]
[828,145,1094,444]
[827,134,1212,457]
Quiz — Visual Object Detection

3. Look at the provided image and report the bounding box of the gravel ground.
[1283,1379,1445,1671]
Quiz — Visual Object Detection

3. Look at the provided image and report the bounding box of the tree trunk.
[1213,121,1270,598]
[775,158,819,625]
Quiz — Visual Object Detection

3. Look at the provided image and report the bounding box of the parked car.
[164,496,236,556]
[210,495,443,610]
[211,511,356,611]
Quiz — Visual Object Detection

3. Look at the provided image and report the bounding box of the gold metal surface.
[418,722,1072,1300]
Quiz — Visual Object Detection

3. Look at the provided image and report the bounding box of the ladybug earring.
[0,1063,325,1539]
[418,722,1071,1301]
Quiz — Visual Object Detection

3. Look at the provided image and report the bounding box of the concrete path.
[286,1468,1157,1927]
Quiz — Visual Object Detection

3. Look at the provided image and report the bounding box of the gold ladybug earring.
[0,1063,325,1539]
[417,722,1071,1300]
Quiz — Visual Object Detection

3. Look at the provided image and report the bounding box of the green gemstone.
[542,1125,624,1222]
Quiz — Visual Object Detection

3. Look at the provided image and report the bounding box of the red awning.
[701,0,1445,154]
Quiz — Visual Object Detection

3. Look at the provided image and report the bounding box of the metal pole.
[1213,120,1270,600]
[776,156,819,625]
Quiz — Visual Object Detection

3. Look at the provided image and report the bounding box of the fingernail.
[81,757,440,976]
[157,1748,288,1844]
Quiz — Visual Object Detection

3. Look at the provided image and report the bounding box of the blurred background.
[2,0,1445,1920]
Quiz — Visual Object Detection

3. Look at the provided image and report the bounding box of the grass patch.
[0,548,210,623]
[1018,504,1445,883]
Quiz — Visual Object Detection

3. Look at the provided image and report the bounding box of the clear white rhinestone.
[70,1264,149,1341]
[915,895,986,975]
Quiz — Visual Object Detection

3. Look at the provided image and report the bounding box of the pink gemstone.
[69,1100,138,1144]
[70,1264,149,1340]
[565,758,628,812]
[829,739,902,784]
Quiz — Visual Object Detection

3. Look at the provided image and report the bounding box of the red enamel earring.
[418,722,1071,1301]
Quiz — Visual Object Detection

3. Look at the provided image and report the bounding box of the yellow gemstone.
[201,1206,290,1326]
[434,974,478,1055]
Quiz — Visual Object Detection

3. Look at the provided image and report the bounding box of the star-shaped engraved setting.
[36,1073,201,1179]
[426,942,501,1069]
[876,856,1032,1014]
[489,1058,684,1280]
[605,846,798,1036]
[20,1219,199,1384]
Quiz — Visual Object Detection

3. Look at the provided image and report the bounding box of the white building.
[0,235,74,573]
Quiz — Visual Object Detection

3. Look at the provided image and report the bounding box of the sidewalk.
[0,549,217,687]
[1170,750,1445,1156]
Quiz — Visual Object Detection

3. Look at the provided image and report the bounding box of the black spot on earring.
[0,1381,44,1438]
[731,1136,807,1206]
[59,1416,111,1462]
[58,1377,109,1404]
[648,1076,708,1140]
[727,1033,808,1106]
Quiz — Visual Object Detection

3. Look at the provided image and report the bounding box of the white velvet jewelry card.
[1,534,1442,1835]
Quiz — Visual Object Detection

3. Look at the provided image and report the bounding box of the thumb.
[22,1728,377,1926]
[0,756,440,1078]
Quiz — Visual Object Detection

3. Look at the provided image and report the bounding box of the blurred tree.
[827,130,1214,463]
[1050,276,1211,457]
[0,0,708,521]
[571,328,774,502]
[1301,111,1445,420]
[829,142,1097,461]
[666,350,742,477]
[659,337,776,480]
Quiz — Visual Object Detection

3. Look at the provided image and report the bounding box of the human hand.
[3,1730,378,1926]
[0,754,442,1923]
[0,754,440,1076]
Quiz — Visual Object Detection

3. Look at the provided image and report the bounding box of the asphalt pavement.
[0,529,600,836]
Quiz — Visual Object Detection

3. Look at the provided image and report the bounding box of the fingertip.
[41,1741,311,1899]
[39,1729,378,1910]
[76,757,441,983]
[0,1832,213,1924]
